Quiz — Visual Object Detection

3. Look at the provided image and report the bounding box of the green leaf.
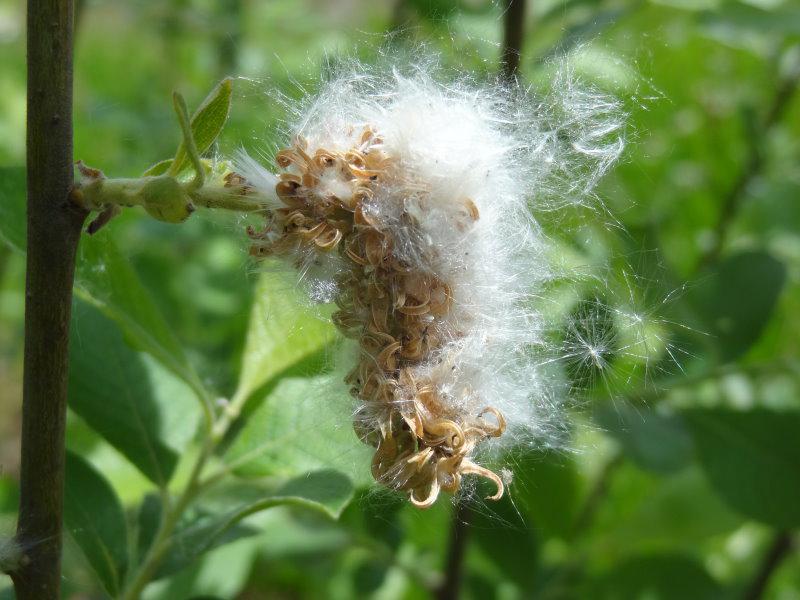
[137,499,258,580]
[588,465,743,557]
[69,299,200,486]
[135,494,162,568]
[74,229,208,402]
[691,251,786,361]
[585,553,723,600]
[0,171,207,402]
[225,375,372,486]
[0,166,26,253]
[683,407,800,528]
[595,405,694,474]
[140,470,353,580]
[169,78,233,176]
[64,451,129,596]
[143,159,174,177]
[233,269,338,404]
[509,448,583,538]
[142,538,259,600]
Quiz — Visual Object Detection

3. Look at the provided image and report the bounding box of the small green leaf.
[225,375,372,486]
[233,270,338,403]
[142,159,174,177]
[69,299,200,486]
[169,78,233,176]
[142,470,353,579]
[683,407,800,528]
[64,451,129,596]
[0,166,26,253]
[691,251,786,362]
[595,405,694,474]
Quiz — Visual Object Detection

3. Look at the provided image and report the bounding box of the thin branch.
[570,450,623,539]
[743,531,794,600]
[11,0,88,597]
[436,500,472,600]
[697,54,800,271]
[501,0,528,81]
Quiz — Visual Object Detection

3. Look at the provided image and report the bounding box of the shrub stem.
[11,0,88,598]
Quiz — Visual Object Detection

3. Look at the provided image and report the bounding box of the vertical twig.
[743,531,794,600]
[501,0,528,81]
[436,501,472,600]
[11,0,87,598]
[570,451,623,539]
[697,57,799,271]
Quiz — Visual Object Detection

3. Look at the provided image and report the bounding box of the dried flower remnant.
[237,62,624,507]
[245,128,507,507]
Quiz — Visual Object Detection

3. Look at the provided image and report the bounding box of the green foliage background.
[1,0,800,598]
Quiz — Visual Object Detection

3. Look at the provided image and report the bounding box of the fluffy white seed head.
[238,53,625,504]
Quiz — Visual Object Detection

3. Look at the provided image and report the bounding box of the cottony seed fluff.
[235,58,624,507]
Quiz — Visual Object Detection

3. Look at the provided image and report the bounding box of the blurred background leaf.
[684,407,800,528]
[64,451,129,596]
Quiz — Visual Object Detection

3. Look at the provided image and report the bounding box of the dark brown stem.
[742,531,794,600]
[11,0,86,598]
[436,501,472,600]
[698,58,799,271]
[501,0,528,81]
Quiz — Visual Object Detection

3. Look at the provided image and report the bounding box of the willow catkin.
[234,58,624,507]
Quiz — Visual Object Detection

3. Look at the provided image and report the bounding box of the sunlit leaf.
[169,78,233,176]
[233,269,338,404]
[225,375,371,486]
[69,300,200,486]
